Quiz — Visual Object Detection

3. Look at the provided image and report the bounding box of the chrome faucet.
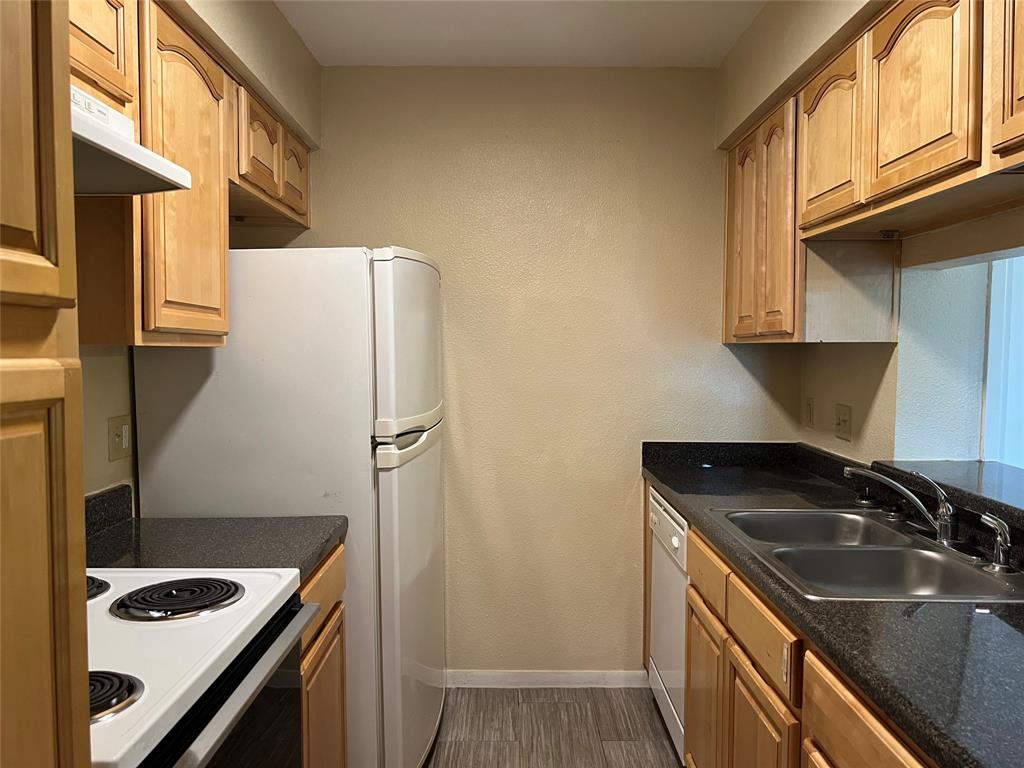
[842,466,959,545]
[980,513,1014,573]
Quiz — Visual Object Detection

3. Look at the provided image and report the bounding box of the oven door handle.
[173,601,320,768]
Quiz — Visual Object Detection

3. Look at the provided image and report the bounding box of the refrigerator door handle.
[376,425,442,469]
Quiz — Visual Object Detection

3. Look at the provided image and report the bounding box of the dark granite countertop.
[876,459,1024,532]
[642,443,1024,768]
[88,516,348,583]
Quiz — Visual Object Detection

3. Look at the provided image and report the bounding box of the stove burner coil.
[89,671,144,722]
[86,575,111,600]
[110,577,245,621]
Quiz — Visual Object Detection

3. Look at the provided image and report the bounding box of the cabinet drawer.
[803,652,925,768]
[687,532,731,618]
[726,574,800,706]
[238,86,283,199]
[299,544,346,650]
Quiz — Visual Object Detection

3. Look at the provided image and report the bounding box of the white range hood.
[71,85,191,195]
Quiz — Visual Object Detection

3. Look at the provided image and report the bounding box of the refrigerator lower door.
[372,247,443,438]
[376,422,446,768]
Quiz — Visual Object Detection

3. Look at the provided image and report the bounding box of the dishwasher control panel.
[649,487,688,570]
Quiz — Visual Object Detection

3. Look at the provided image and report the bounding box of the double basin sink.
[717,509,1024,602]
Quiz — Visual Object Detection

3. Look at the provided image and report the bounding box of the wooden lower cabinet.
[679,530,930,768]
[724,641,799,768]
[802,652,925,768]
[684,586,729,768]
[301,602,347,768]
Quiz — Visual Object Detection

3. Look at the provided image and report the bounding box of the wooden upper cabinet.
[69,0,136,105]
[725,100,797,342]
[143,4,229,335]
[282,130,311,216]
[238,86,284,199]
[724,641,799,768]
[726,134,759,338]
[1,0,77,308]
[863,0,981,201]
[992,0,1024,159]
[802,652,925,768]
[756,99,797,336]
[797,40,864,228]
[684,586,730,768]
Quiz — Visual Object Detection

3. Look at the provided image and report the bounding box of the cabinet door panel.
[726,136,758,338]
[992,0,1024,156]
[69,0,136,103]
[1,0,77,307]
[144,5,229,335]
[800,740,835,768]
[798,42,864,227]
[1,361,89,768]
[238,86,283,198]
[757,99,796,336]
[864,0,980,200]
[802,652,925,768]
[684,587,729,768]
[302,603,347,768]
[282,131,311,217]
[725,642,799,768]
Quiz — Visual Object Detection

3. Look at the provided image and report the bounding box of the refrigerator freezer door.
[373,247,443,438]
[376,421,446,768]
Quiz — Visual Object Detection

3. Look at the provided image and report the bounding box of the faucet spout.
[842,466,940,531]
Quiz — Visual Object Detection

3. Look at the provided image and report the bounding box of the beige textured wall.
[797,345,898,463]
[715,0,876,146]
[175,0,322,145]
[296,67,801,671]
[81,347,135,496]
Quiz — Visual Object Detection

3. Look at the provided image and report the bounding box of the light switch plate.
[834,404,853,442]
[108,415,131,461]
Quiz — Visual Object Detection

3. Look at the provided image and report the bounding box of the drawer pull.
[782,643,790,683]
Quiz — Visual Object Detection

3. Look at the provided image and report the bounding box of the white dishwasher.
[648,486,688,762]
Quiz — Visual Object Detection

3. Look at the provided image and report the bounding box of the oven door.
[163,600,318,768]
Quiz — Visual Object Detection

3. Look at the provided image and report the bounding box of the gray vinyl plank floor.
[427,687,681,768]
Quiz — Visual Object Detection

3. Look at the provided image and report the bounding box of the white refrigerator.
[134,246,446,768]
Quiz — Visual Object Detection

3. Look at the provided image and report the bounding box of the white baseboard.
[446,669,649,688]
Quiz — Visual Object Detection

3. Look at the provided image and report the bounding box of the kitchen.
[2,1,1023,768]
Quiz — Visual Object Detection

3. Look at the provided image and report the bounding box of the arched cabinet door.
[862,0,981,201]
[991,0,1024,162]
[142,3,229,336]
[756,99,796,337]
[726,134,759,339]
[797,40,865,228]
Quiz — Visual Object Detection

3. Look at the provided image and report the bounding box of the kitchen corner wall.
[81,347,135,497]
[295,67,802,673]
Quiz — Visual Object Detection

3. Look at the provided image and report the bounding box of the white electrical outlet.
[108,415,132,461]
[834,404,853,441]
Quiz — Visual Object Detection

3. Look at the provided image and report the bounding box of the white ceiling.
[276,1,765,68]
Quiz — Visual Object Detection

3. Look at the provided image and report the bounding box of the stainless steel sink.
[714,507,1024,602]
[771,546,1021,601]
[725,510,912,546]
